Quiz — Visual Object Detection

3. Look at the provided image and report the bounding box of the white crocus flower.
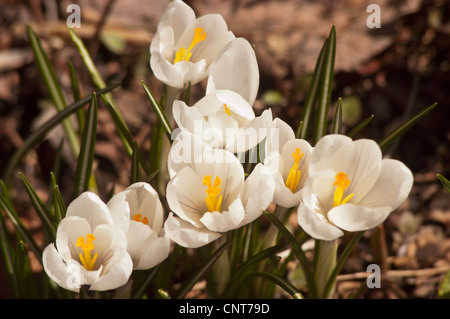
[264,118,313,208]
[42,193,133,293]
[107,182,171,270]
[173,38,272,153]
[164,131,275,248]
[150,0,235,89]
[297,134,414,241]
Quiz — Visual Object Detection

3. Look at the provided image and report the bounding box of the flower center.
[285,148,304,193]
[224,104,231,116]
[132,213,148,225]
[333,172,354,207]
[203,175,223,212]
[76,234,98,271]
[174,27,206,63]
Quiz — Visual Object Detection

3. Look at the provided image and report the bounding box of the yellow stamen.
[132,213,149,225]
[285,148,304,193]
[76,234,98,271]
[333,172,354,207]
[224,104,231,116]
[174,27,206,63]
[203,175,223,212]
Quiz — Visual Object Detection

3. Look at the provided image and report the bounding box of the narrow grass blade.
[141,80,173,139]
[14,240,35,298]
[437,174,450,193]
[244,271,304,299]
[73,94,98,198]
[331,97,342,134]
[298,39,328,139]
[224,243,288,298]
[67,60,85,132]
[181,81,192,105]
[50,172,66,222]
[18,173,56,239]
[263,211,318,298]
[131,265,161,299]
[438,269,450,299]
[148,121,164,187]
[131,142,141,184]
[0,205,19,298]
[144,170,159,184]
[313,26,336,144]
[68,28,132,156]
[101,95,134,150]
[0,195,42,265]
[102,95,151,174]
[174,241,231,299]
[378,102,436,150]
[3,83,119,184]
[27,25,80,158]
[347,114,374,138]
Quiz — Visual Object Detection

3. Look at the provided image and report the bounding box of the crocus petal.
[89,224,132,291]
[150,27,185,88]
[207,38,259,105]
[173,100,209,133]
[107,190,131,233]
[358,159,414,210]
[241,163,275,226]
[297,204,344,241]
[43,244,83,293]
[65,192,113,229]
[172,59,208,86]
[194,149,245,208]
[89,250,132,291]
[126,221,152,266]
[200,196,245,232]
[178,14,235,66]
[273,186,304,208]
[165,213,221,248]
[265,118,296,156]
[157,0,195,44]
[344,139,382,203]
[55,216,91,262]
[134,230,171,270]
[125,182,165,232]
[193,92,229,117]
[225,109,272,154]
[166,166,207,227]
[301,169,337,217]
[92,224,128,270]
[328,203,392,232]
[173,100,227,149]
[168,130,213,178]
[280,138,312,185]
[310,134,353,174]
[214,89,255,122]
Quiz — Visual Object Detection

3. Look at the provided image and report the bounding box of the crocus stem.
[261,205,289,250]
[314,239,338,299]
[157,86,181,196]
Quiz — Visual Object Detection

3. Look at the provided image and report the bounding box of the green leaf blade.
[19,173,56,239]
[141,80,173,139]
[73,94,98,198]
[298,39,328,140]
[174,241,231,299]
[313,26,336,144]
[378,102,436,150]
[263,211,317,298]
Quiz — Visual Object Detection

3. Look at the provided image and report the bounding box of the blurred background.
[0,0,449,298]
